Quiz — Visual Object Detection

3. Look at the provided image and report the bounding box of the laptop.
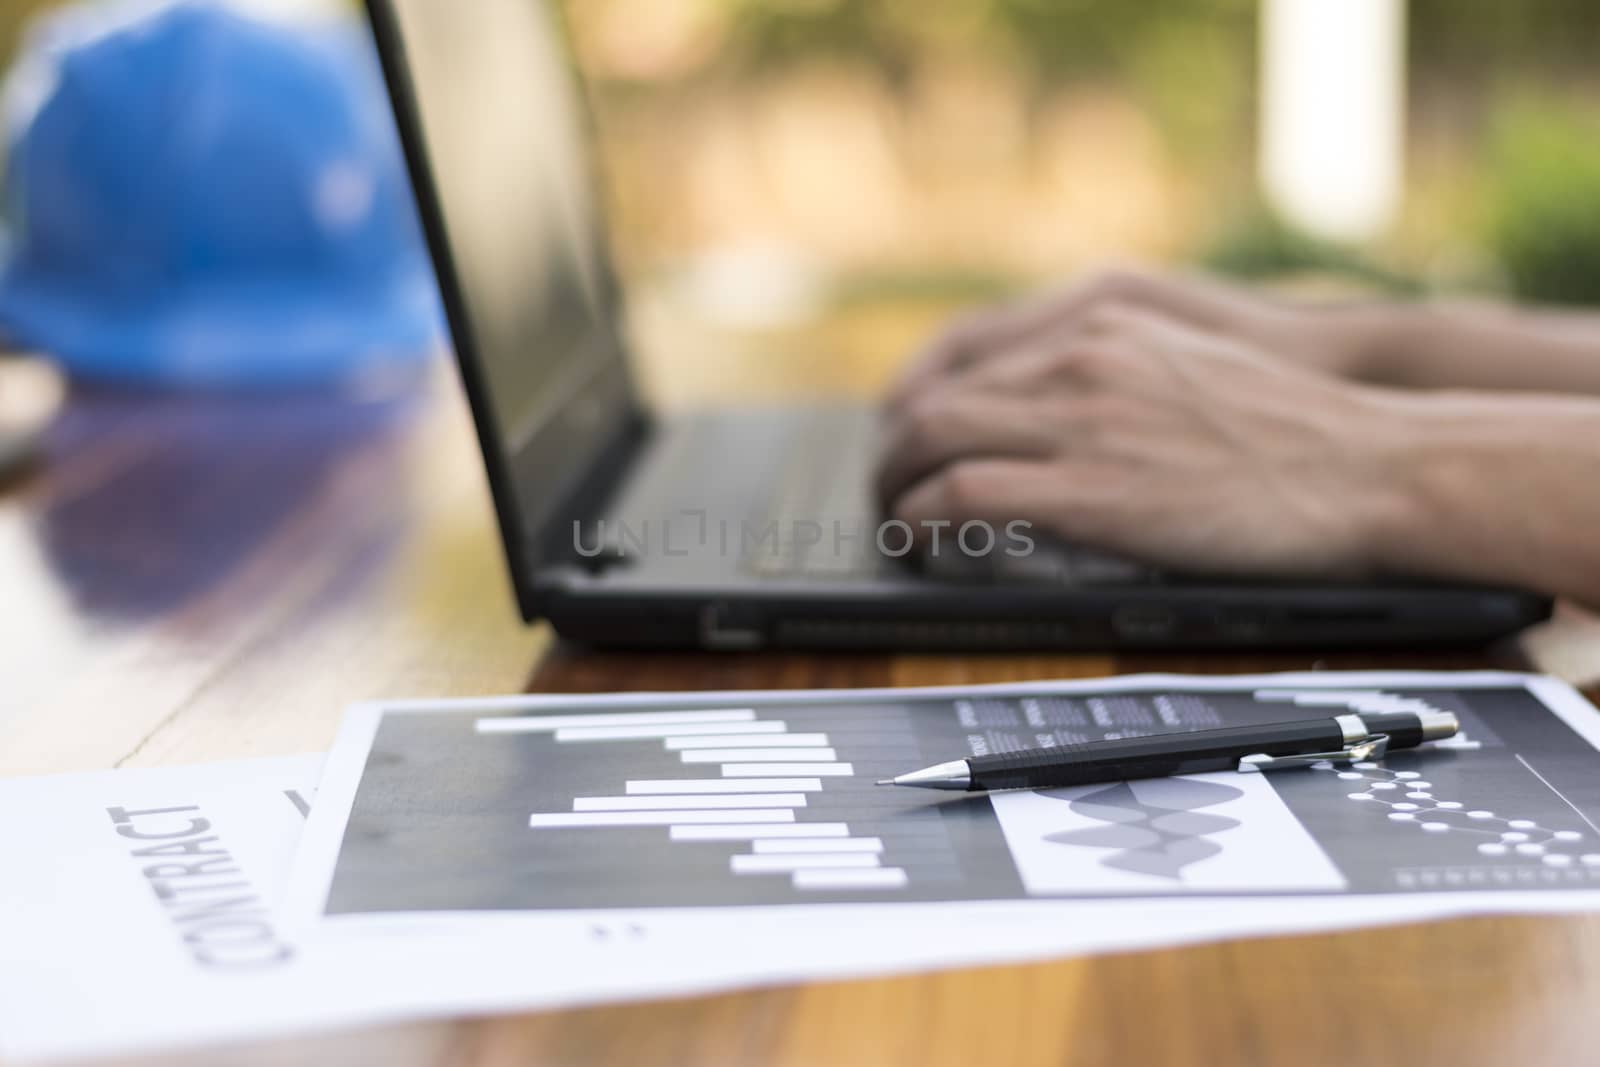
[363,0,1551,651]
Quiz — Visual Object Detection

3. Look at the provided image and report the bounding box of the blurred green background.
[556,0,1600,308]
[5,0,1599,314]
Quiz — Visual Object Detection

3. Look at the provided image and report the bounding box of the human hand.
[875,305,1411,579]
[886,268,1382,417]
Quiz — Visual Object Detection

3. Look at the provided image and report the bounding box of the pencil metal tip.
[874,778,894,786]
[878,760,973,790]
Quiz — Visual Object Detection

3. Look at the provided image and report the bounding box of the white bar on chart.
[529,810,794,828]
[732,853,881,874]
[671,823,850,841]
[753,837,883,854]
[555,722,785,742]
[573,794,806,811]
[665,733,827,750]
[1349,697,1434,714]
[683,749,837,764]
[724,763,854,777]
[477,709,755,733]
[627,778,824,794]
[1254,690,1379,705]
[793,868,909,890]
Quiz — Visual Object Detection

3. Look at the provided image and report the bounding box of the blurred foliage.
[0,0,58,78]
[711,0,1255,80]
[714,0,923,84]
[1481,99,1600,306]
[3,0,1599,304]
[988,0,1254,81]
[1409,0,1600,86]
[1200,206,1423,296]
[706,0,1600,93]
[688,0,1600,297]
[0,0,60,201]
[710,0,1256,151]
[830,264,1019,308]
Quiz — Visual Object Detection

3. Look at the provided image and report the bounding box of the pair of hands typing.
[874,269,1600,605]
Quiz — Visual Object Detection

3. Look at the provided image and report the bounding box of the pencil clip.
[1236,734,1390,774]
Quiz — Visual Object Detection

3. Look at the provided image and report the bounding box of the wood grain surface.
[5,357,1600,1067]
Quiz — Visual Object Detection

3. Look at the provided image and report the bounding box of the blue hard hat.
[0,1,443,387]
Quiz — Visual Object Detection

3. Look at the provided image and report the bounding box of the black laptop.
[363,0,1550,651]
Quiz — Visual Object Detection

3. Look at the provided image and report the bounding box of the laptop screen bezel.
[364,0,648,620]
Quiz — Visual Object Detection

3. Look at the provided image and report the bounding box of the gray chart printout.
[322,683,1600,913]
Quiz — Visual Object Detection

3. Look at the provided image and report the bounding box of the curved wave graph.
[1036,778,1246,880]
[989,772,1346,894]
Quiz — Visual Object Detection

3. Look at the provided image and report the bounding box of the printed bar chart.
[516,706,916,892]
[322,681,1600,915]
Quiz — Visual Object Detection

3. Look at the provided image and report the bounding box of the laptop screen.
[368,0,642,611]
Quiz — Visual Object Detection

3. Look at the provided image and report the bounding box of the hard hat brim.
[0,263,444,389]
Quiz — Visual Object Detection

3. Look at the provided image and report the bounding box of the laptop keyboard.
[743,410,884,579]
[739,409,1156,586]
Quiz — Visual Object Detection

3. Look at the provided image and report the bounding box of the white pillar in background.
[1259,0,1406,243]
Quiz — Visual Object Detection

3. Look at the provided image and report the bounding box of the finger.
[893,457,1077,542]
[885,288,1105,414]
[886,268,1222,412]
[875,393,1062,509]
[884,309,1013,413]
[885,313,1101,418]
[930,332,1130,399]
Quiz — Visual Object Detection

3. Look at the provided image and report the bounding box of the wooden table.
[6,359,1600,1067]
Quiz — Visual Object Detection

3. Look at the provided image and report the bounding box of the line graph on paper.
[1249,688,1600,890]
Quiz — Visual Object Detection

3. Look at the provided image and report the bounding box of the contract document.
[9,672,1600,1061]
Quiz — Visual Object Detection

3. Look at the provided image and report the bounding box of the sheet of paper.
[290,671,1600,919]
[2,753,1440,1063]
[0,756,318,1060]
[281,672,1600,1011]
[13,672,1600,1061]
[0,756,741,1061]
